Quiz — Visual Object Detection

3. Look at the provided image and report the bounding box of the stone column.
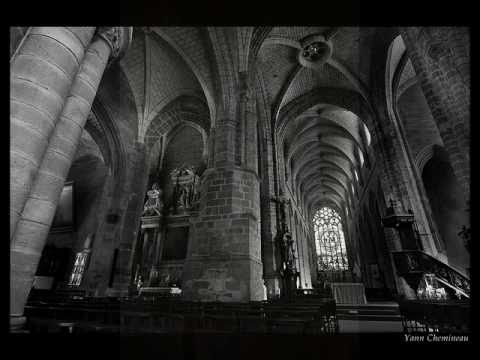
[400,27,470,202]
[10,27,132,329]
[257,108,282,300]
[111,142,150,294]
[261,192,282,299]
[138,217,162,286]
[141,231,150,277]
[182,166,263,302]
[10,27,96,239]
[213,118,237,168]
[181,83,264,301]
[244,91,259,172]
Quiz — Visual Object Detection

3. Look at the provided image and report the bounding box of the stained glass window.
[313,207,349,271]
[68,251,89,286]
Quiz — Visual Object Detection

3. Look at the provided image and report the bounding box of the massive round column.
[10,27,96,239]
[10,27,132,330]
[181,84,264,302]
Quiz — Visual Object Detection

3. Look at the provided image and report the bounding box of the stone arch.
[273,86,375,216]
[415,143,436,174]
[164,121,209,168]
[144,95,210,177]
[248,27,275,70]
[89,99,129,193]
[206,27,239,121]
[150,27,217,124]
[421,145,469,274]
[159,123,206,209]
[276,87,375,141]
[369,31,442,256]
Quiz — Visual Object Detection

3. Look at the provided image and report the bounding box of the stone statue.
[171,165,200,213]
[282,228,296,269]
[136,275,143,291]
[271,193,291,234]
[143,182,163,216]
[278,226,299,299]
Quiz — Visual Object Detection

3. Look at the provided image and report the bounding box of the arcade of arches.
[10,27,470,331]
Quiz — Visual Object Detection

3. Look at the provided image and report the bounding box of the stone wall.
[400,27,470,201]
[182,167,264,301]
[160,125,205,205]
[397,83,443,162]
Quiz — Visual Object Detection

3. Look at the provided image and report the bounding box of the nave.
[10,26,470,335]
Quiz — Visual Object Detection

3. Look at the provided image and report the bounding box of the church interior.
[10,27,470,335]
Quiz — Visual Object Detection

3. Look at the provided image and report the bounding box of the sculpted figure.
[171,165,200,213]
[284,230,296,268]
[143,183,163,216]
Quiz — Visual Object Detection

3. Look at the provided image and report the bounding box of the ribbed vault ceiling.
[116,27,383,221]
[257,26,376,220]
[120,28,210,144]
[280,103,371,215]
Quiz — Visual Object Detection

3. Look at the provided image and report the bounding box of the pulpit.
[381,200,422,251]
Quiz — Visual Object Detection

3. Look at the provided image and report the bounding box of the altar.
[138,286,182,300]
[132,167,199,294]
[331,282,367,304]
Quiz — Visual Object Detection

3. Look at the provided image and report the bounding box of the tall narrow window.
[68,251,89,286]
[313,207,349,271]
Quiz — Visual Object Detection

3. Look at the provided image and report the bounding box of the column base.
[263,274,282,300]
[10,315,27,333]
[181,166,263,302]
[182,257,264,302]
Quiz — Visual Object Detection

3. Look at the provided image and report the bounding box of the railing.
[398,300,470,333]
[392,250,470,299]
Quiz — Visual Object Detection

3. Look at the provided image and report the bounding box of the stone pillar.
[138,216,162,286]
[256,103,282,299]
[214,118,237,168]
[244,92,259,172]
[261,192,282,299]
[10,27,96,239]
[113,143,150,293]
[10,27,132,328]
[181,88,264,301]
[182,167,263,302]
[400,27,470,201]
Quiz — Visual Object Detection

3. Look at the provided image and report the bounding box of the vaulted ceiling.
[257,27,377,218]
[113,27,402,220]
[119,27,211,149]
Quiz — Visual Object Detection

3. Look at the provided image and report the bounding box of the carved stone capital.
[97,27,133,62]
